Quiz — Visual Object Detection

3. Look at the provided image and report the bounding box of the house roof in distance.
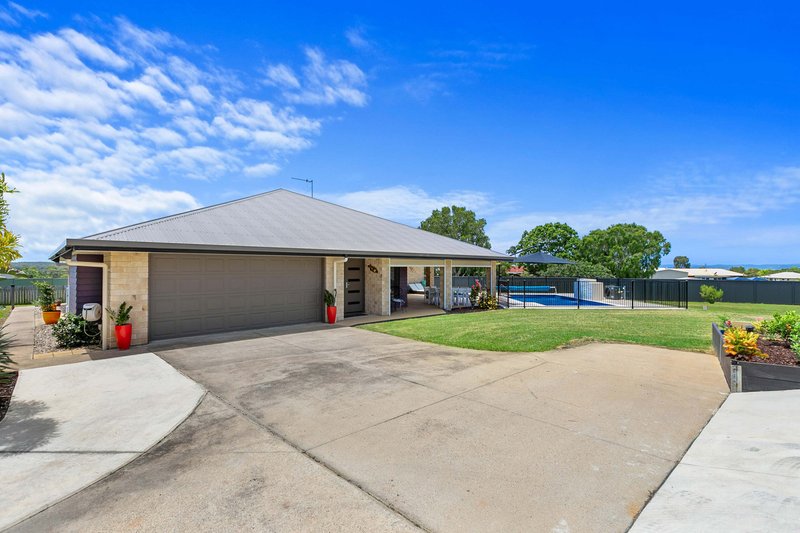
[765,271,800,280]
[51,189,509,262]
[656,267,742,278]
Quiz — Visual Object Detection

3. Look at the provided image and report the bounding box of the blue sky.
[1,1,799,264]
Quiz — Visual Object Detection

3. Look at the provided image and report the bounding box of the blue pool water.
[509,294,610,307]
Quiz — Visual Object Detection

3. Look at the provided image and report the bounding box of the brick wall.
[365,257,390,315]
[107,252,149,347]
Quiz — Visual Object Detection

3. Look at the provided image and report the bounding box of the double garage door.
[149,254,323,341]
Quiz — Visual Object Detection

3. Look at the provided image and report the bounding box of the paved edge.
[1,354,206,530]
[629,390,800,532]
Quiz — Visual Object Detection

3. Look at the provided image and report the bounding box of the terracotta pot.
[42,310,61,325]
[326,306,337,324]
[115,324,132,350]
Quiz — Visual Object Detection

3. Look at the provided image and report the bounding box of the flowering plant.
[469,279,498,310]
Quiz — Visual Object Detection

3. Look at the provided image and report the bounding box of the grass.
[0,306,11,326]
[361,302,799,353]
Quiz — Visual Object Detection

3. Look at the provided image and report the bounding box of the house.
[651,267,742,280]
[50,189,508,348]
[507,265,526,275]
[764,271,800,281]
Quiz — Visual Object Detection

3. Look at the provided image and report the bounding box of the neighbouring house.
[651,267,742,280]
[765,271,800,281]
[50,189,508,348]
[507,265,526,275]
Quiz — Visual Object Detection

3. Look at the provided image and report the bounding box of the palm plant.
[0,326,15,385]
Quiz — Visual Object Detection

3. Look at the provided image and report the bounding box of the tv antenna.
[291,177,314,198]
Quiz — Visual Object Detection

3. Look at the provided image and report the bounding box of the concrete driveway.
[12,327,728,532]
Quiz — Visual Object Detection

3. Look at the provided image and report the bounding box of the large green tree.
[578,223,671,278]
[420,205,491,248]
[540,260,613,278]
[673,255,691,268]
[507,222,579,259]
[0,172,20,272]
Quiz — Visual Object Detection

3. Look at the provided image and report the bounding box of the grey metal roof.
[52,189,509,261]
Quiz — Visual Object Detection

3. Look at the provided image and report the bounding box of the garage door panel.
[149,254,323,341]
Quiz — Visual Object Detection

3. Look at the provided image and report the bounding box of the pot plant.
[324,289,337,324]
[33,281,60,324]
[106,301,134,350]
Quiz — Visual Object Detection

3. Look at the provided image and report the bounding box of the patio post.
[486,261,497,298]
[443,259,453,310]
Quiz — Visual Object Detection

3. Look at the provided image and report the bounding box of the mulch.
[0,371,18,423]
[740,338,800,367]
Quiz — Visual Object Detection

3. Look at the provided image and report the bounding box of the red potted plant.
[106,301,133,350]
[324,289,337,324]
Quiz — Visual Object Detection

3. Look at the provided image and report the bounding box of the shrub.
[790,332,800,363]
[716,315,732,329]
[762,311,800,341]
[323,289,336,307]
[723,327,767,360]
[52,313,100,349]
[0,326,14,384]
[106,301,133,326]
[699,285,724,304]
[33,281,57,311]
[469,279,499,310]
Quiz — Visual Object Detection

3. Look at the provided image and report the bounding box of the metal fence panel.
[497,277,688,309]
[685,280,800,305]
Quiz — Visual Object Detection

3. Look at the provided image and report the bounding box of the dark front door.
[344,259,365,316]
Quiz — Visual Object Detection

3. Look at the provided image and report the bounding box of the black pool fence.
[496,277,689,309]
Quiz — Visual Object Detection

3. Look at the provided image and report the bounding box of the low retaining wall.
[712,323,800,392]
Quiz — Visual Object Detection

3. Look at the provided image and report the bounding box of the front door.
[344,259,365,316]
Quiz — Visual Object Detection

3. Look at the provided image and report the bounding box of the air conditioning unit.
[82,303,102,322]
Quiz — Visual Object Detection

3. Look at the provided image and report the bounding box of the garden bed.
[0,371,18,422]
[713,323,800,392]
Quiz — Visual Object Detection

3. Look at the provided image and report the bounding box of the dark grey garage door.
[149,254,323,341]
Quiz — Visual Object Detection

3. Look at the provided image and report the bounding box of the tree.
[507,222,579,259]
[0,172,20,272]
[420,206,491,248]
[540,260,613,278]
[578,223,671,278]
[673,255,691,268]
[699,285,724,304]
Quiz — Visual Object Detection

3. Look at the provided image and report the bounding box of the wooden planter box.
[712,323,800,392]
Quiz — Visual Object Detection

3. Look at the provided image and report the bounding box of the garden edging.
[713,323,800,392]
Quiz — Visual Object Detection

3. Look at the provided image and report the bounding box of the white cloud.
[345,26,373,51]
[243,162,281,177]
[488,166,800,253]
[324,186,498,226]
[0,18,368,258]
[266,46,367,106]
[0,2,46,26]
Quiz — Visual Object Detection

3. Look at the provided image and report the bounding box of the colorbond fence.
[683,279,800,305]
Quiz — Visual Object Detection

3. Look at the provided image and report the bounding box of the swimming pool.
[508,294,610,307]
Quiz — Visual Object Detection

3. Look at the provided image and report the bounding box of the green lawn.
[0,305,11,326]
[361,302,799,353]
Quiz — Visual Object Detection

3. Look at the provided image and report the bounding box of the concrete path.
[631,389,800,532]
[4,306,35,362]
[12,328,728,532]
[0,353,204,530]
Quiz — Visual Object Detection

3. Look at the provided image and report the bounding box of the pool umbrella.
[512,251,574,264]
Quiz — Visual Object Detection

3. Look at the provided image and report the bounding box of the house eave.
[53,238,511,263]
